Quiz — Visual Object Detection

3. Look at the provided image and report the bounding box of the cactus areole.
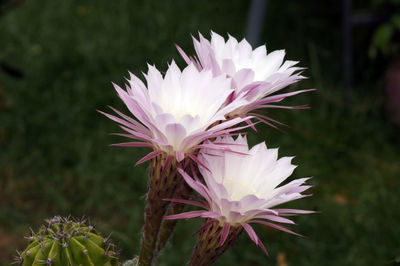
[15,216,119,266]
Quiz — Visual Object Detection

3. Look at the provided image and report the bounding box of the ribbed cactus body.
[17,216,119,266]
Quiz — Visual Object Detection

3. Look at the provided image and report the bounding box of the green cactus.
[14,216,119,266]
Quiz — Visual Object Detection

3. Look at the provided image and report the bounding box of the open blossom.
[177,32,314,122]
[165,135,313,254]
[100,61,250,163]
[101,62,254,265]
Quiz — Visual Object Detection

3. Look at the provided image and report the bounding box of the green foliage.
[15,216,119,266]
[371,0,400,7]
[369,23,394,57]
[369,14,400,58]
[369,0,400,59]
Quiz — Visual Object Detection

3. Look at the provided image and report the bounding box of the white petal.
[165,123,187,150]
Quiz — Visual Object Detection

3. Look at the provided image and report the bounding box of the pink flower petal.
[188,154,210,172]
[241,223,258,243]
[135,150,164,166]
[164,210,206,220]
[251,220,303,237]
[177,168,211,201]
[255,215,295,224]
[250,112,288,127]
[176,151,185,162]
[119,125,153,142]
[98,110,139,132]
[163,198,208,209]
[199,211,221,219]
[111,142,152,148]
[257,89,316,104]
[161,155,173,175]
[219,223,230,246]
[165,123,187,150]
[242,223,269,256]
[274,209,316,216]
[175,44,193,66]
[192,220,214,236]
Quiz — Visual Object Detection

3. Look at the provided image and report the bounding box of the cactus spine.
[15,216,119,266]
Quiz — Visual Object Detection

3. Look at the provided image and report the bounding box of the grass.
[1,0,399,265]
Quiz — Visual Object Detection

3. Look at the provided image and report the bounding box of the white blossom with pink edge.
[164,135,313,255]
[99,61,252,165]
[176,32,315,128]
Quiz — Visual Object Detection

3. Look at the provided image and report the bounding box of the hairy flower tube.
[177,32,314,127]
[101,61,252,266]
[165,135,313,265]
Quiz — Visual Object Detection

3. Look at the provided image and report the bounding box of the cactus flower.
[100,61,249,164]
[177,32,314,127]
[101,61,252,266]
[165,135,313,265]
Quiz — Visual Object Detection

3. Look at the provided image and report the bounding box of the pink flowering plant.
[102,32,315,266]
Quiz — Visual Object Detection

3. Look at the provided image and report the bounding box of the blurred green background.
[1,0,399,265]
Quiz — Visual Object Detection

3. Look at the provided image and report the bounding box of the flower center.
[222,177,259,201]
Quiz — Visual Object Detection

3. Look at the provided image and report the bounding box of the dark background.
[1,0,399,265]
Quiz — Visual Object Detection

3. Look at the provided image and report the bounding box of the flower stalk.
[155,177,193,255]
[189,219,243,266]
[138,153,189,266]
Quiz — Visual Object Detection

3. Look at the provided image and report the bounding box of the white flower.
[177,32,313,123]
[165,135,313,254]
[100,61,249,163]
